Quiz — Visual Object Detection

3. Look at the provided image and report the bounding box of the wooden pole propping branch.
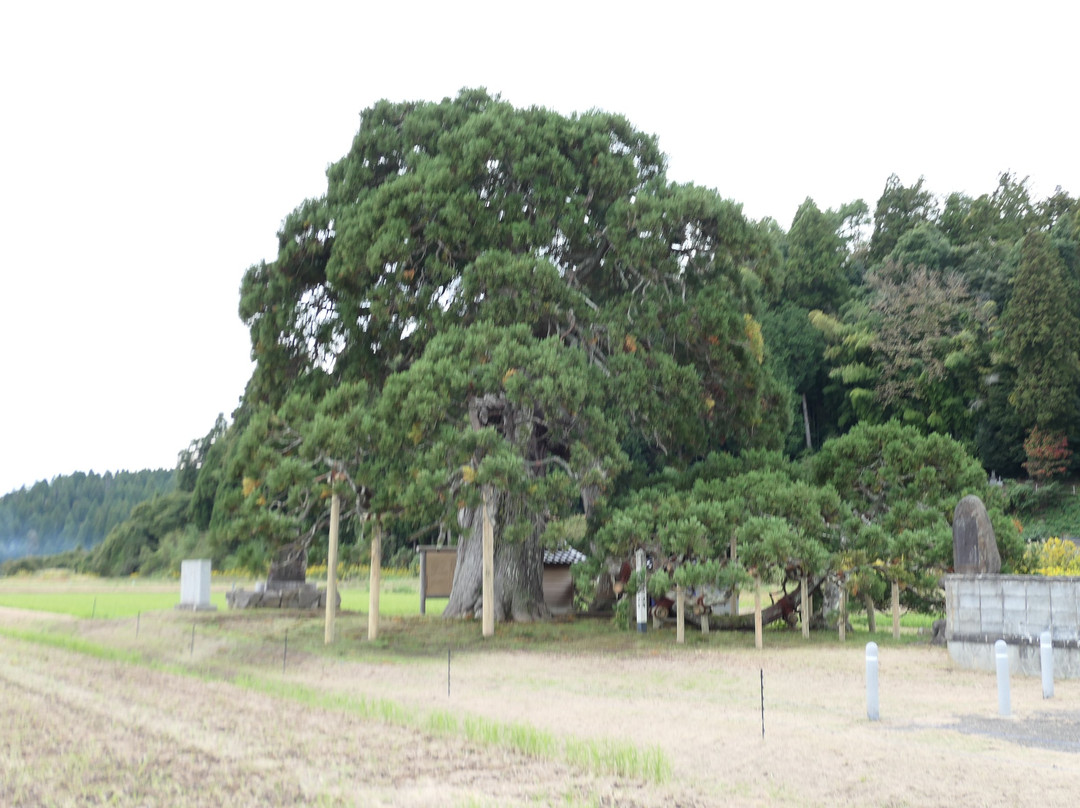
[891,580,901,640]
[800,575,810,640]
[368,518,382,641]
[482,485,495,638]
[325,484,341,645]
[754,574,763,650]
[676,585,685,644]
[730,534,739,617]
[839,586,847,643]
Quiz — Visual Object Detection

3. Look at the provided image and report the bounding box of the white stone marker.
[179,559,216,611]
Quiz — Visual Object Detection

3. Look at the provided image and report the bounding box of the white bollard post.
[1041,630,1054,699]
[635,549,647,633]
[995,639,1010,717]
[866,642,879,721]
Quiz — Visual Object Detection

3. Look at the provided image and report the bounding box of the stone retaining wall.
[943,574,1080,677]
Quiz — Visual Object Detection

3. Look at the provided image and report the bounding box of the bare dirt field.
[2,608,1079,807]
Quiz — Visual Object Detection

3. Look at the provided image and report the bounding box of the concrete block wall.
[944,574,1080,677]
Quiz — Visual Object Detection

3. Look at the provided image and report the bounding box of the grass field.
[0,572,448,619]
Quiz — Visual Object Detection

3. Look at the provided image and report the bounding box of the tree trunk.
[443,489,548,622]
[862,591,876,634]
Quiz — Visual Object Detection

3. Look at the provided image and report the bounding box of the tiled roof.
[543,546,586,565]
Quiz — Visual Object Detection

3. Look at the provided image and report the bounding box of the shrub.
[1020,536,1080,575]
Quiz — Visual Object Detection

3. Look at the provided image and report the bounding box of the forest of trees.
[0,470,175,562]
[8,90,1080,622]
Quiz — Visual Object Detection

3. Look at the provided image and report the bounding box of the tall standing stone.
[953,495,1001,574]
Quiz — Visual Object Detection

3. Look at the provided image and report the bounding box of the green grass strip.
[235,673,669,782]
[0,627,144,665]
[0,627,670,783]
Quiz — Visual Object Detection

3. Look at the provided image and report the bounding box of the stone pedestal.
[226,581,339,611]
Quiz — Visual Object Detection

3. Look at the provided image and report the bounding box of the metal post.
[635,548,647,633]
[995,639,1010,717]
[866,642,879,721]
[1040,630,1054,699]
[760,668,765,739]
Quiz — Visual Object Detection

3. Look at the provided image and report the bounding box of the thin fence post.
[866,642,879,721]
[760,669,765,739]
[995,639,1010,717]
[1041,631,1054,699]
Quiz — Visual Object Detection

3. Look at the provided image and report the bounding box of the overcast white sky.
[1,1,1077,495]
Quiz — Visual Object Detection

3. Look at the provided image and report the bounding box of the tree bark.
[862,591,876,634]
[443,488,548,622]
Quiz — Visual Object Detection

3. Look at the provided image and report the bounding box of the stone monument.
[178,559,217,611]
[952,494,1001,574]
[225,543,339,610]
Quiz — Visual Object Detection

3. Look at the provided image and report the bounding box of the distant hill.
[0,470,176,562]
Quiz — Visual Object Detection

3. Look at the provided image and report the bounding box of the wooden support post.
[839,587,847,643]
[324,490,340,645]
[801,575,810,639]
[368,519,381,641]
[676,585,685,644]
[754,575,763,650]
[891,580,901,640]
[730,534,739,617]
[419,550,427,616]
[482,486,494,638]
